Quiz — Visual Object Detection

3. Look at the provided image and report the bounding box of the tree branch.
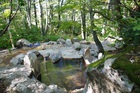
[134,0,140,7]
[0,5,20,37]
[93,10,114,21]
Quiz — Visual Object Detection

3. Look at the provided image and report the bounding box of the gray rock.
[73,42,82,50]
[48,41,57,45]
[27,50,40,56]
[90,49,98,57]
[0,65,32,81]
[0,66,66,93]
[16,39,32,48]
[24,53,37,69]
[7,76,47,93]
[24,52,42,77]
[61,47,83,59]
[43,85,67,93]
[10,53,25,65]
[102,58,134,92]
[38,49,55,58]
[49,51,62,63]
[57,38,65,44]
[65,39,72,47]
[72,38,80,43]
[84,58,134,93]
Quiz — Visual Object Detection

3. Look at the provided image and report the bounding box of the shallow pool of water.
[40,58,86,91]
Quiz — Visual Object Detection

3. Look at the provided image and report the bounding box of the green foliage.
[2,9,10,18]
[59,21,81,35]
[18,0,25,6]
[120,18,140,46]
[0,34,11,49]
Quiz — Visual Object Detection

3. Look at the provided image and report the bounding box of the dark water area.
[40,58,87,91]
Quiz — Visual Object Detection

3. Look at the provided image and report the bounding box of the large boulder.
[10,53,25,65]
[73,42,82,51]
[0,66,32,93]
[84,58,135,93]
[24,52,41,77]
[49,51,62,63]
[24,52,37,68]
[16,39,32,48]
[7,76,47,93]
[0,66,66,93]
[38,49,52,58]
[61,47,83,59]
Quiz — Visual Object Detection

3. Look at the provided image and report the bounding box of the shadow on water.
[40,58,87,91]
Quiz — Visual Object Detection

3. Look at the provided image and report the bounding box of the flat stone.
[60,47,83,59]
[0,65,31,79]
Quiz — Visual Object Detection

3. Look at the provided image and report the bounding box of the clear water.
[40,58,86,91]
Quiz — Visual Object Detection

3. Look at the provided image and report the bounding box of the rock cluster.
[1,37,130,93]
[83,58,135,93]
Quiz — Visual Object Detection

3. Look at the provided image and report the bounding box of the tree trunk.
[45,0,49,34]
[81,1,86,40]
[33,0,38,27]
[39,0,44,35]
[48,0,54,32]
[89,0,104,54]
[26,0,31,28]
[8,0,15,49]
[57,0,63,29]
[72,10,75,36]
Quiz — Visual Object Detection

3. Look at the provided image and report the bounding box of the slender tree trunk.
[45,0,48,34]
[57,0,63,29]
[89,0,104,54]
[39,0,44,35]
[8,0,15,49]
[48,0,54,31]
[26,0,31,28]
[33,0,38,27]
[81,1,86,40]
[72,10,75,36]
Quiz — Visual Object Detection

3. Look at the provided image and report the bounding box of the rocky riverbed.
[0,37,139,93]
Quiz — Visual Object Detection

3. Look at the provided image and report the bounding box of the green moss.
[88,45,140,88]
[88,52,116,69]
[112,46,140,87]
[88,57,105,68]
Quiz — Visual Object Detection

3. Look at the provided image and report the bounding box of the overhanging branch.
[0,5,20,37]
